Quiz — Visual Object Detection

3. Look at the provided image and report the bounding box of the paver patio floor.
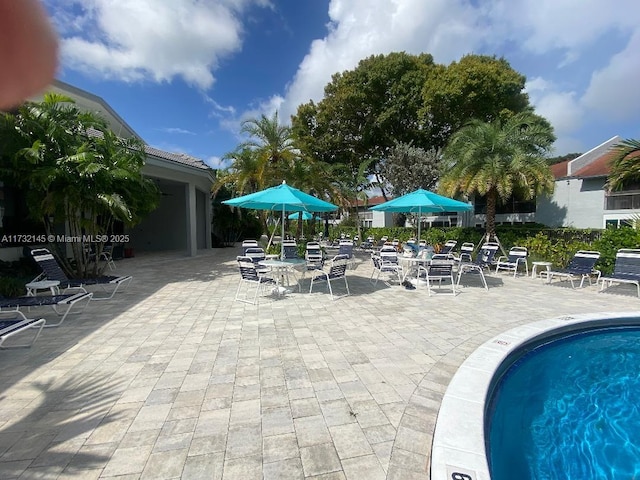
[1,247,639,479]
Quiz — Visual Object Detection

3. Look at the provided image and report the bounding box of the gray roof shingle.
[86,127,210,171]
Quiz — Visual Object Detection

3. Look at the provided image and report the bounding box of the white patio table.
[259,258,307,295]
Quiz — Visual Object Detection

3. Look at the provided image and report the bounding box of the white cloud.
[277,0,487,120]
[582,30,640,121]
[205,155,229,169]
[51,0,270,89]
[159,127,196,135]
[484,0,640,64]
[527,77,584,135]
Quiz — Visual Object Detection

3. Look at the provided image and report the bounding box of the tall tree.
[239,111,298,185]
[292,52,435,197]
[440,112,556,238]
[421,54,530,149]
[606,139,640,191]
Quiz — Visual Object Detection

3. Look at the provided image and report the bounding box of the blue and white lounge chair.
[0,311,46,349]
[540,250,601,288]
[599,249,640,297]
[30,248,132,300]
[0,292,93,327]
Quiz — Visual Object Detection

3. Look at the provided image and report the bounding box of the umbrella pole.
[417,207,421,244]
[281,206,285,260]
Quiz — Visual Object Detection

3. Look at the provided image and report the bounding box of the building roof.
[352,195,391,208]
[551,135,623,180]
[573,151,615,178]
[550,160,571,178]
[86,128,210,171]
[144,145,210,171]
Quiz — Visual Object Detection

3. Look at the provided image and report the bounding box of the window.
[473,195,536,214]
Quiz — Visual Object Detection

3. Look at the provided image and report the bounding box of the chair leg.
[235,279,243,302]
[327,280,333,300]
[478,271,488,290]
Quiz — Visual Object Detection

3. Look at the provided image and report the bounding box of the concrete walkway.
[1,247,639,480]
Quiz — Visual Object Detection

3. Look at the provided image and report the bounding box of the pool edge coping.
[430,310,640,480]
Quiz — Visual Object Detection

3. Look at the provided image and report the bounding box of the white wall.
[536,178,606,228]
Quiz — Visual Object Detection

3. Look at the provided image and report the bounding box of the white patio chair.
[235,256,276,305]
[309,254,350,300]
[496,246,529,277]
[418,254,457,296]
[241,239,259,255]
[370,253,403,286]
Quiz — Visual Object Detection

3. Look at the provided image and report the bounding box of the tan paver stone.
[262,406,294,436]
[188,433,227,456]
[294,416,331,448]
[222,453,262,479]
[101,443,153,477]
[291,397,322,419]
[140,447,188,479]
[225,424,262,459]
[263,457,304,480]
[263,432,299,464]
[318,399,357,427]
[300,443,342,477]
[329,423,373,459]
[342,454,387,480]
[182,452,224,480]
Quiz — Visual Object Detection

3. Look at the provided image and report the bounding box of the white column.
[186,183,197,256]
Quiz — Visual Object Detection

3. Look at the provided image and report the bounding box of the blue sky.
[43,0,640,169]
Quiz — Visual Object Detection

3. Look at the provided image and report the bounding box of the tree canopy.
[291,52,540,199]
[421,54,530,149]
[291,52,434,184]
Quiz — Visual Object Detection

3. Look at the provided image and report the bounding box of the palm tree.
[239,111,298,185]
[607,139,640,191]
[440,112,556,238]
[1,93,160,277]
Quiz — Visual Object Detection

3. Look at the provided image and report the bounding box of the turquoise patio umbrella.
[287,211,321,221]
[223,181,338,258]
[369,188,472,241]
[288,211,322,238]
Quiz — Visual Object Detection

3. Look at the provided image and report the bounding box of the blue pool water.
[487,326,640,479]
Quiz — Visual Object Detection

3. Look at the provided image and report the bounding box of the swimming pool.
[487,326,640,479]
[430,312,640,480]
